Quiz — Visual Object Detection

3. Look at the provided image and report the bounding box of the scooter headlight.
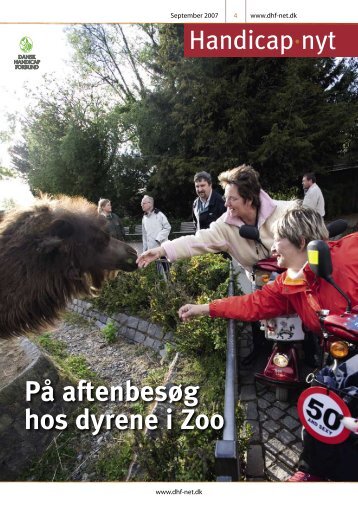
[330,340,349,359]
[272,353,289,368]
[261,274,270,284]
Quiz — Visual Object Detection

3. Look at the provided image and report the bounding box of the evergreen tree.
[9,25,357,218]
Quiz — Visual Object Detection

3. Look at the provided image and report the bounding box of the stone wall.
[69,298,253,361]
[69,299,175,358]
[0,337,74,480]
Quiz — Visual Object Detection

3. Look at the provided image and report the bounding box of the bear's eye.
[90,227,110,251]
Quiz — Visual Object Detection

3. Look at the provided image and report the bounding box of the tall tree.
[66,24,157,101]
[12,78,151,210]
[132,26,358,214]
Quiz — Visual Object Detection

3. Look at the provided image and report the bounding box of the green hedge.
[93,253,242,355]
[92,254,250,481]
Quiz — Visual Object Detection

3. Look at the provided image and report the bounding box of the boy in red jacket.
[179,206,358,337]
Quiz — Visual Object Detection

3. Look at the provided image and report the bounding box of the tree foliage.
[11,77,151,211]
[9,24,358,218]
[66,24,156,101]
[136,26,357,212]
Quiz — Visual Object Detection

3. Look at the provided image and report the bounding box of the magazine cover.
[0,1,357,503]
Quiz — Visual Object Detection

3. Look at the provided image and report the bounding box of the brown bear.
[0,195,138,338]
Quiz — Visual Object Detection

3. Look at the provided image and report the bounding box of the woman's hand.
[178,303,210,322]
[137,246,165,268]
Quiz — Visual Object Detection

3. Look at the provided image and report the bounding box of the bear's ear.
[49,219,74,239]
[37,220,75,254]
[38,236,62,254]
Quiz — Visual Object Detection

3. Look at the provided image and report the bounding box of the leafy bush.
[101,321,118,344]
[93,253,236,355]
[269,186,299,202]
[93,262,159,317]
[91,253,250,481]
[133,356,225,481]
[133,354,251,482]
[95,437,134,481]
[171,254,231,295]
[134,413,219,481]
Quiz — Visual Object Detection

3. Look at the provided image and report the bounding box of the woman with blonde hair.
[98,198,126,241]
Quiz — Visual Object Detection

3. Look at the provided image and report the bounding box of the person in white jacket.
[302,172,325,217]
[141,195,171,278]
[141,195,171,251]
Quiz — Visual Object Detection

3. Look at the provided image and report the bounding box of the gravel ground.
[51,317,160,386]
[34,314,164,481]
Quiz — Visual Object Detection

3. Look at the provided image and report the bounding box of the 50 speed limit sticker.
[297,386,351,444]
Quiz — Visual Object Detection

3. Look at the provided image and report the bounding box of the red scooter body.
[323,312,358,343]
[238,223,350,402]
[256,342,301,386]
[252,258,305,400]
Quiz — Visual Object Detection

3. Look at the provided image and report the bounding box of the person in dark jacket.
[192,171,226,231]
[98,198,126,241]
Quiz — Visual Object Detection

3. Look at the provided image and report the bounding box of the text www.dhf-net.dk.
[155,488,203,495]
[249,12,298,19]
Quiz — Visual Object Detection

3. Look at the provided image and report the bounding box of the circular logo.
[297,386,351,444]
[19,36,33,53]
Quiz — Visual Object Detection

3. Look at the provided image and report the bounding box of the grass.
[24,324,168,482]
[22,330,104,481]
[21,423,89,481]
[33,332,100,385]
[94,436,134,481]
[62,311,92,327]
[36,332,68,359]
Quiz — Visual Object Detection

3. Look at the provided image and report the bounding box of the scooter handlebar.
[327,219,348,238]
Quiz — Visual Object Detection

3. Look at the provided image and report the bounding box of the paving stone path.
[240,353,304,481]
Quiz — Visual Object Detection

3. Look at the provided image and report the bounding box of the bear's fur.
[0,195,137,338]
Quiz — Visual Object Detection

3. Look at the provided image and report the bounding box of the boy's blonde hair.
[273,204,329,248]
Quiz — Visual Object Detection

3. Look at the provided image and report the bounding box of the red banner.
[184,24,358,57]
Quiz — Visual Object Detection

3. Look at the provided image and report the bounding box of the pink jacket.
[163,190,293,271]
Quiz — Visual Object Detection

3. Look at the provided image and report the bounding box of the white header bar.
[1,0,357,24]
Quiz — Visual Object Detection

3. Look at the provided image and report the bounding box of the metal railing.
[215,261,240,481]
[155,258,171,283]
